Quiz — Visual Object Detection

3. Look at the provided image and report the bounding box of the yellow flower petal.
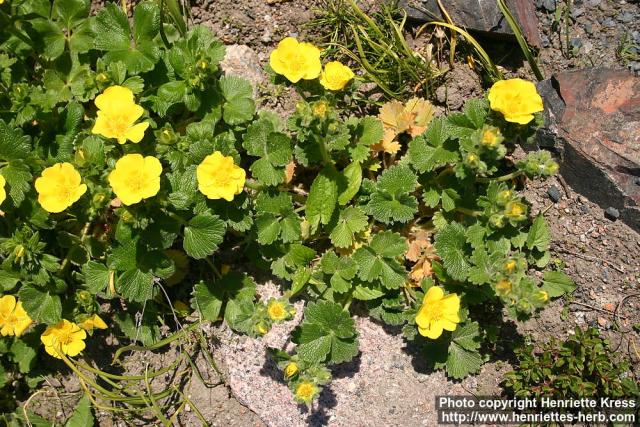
[196,152,246,201]
[488,78,543,125]
[108,154,162,205]
[41,320,87,359]
[319,61,355,91]
[269,37,321,83]
[92,86,148,144]
[0,175,6,206]
[35,163,87,213]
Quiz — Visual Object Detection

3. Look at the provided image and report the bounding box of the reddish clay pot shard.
[537,68,640,231]
[400,0,542,48]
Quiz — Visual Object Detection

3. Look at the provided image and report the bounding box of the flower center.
[108,114,131,136]
[56,330,74,345]
[268,304,285,319]
[296,383,314,400]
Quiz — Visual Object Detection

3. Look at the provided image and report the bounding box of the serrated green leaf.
[65,395,94,427]
[446,341,483,379]
[434,223,470,281]
[306,166,339,231]
[18,284,62,324]
[352,283,385,300]
[192,281,222,321]
[0,120,31,162]
[526,214,550,252]
[10,338,38,373]
[294,301,358,365]
[118,269,154,302]
[220,75,255,125]
[0,270,20,292]
[542,271,576,297]
[183,213,226,259]
[338,162,362,205]
[82,261,110,293]
[329,207,368,248]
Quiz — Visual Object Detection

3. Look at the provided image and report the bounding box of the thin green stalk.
[113,321,202,363]
[455,207,481,217]
[145,364,172,426]
[173,386,209,426]
[59,222,92,276]
[496,0,544,81]
[476,170,524,183]
[77,357,182,381]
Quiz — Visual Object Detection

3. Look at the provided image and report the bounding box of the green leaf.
[92,2,161,73]
[408,118,459,173]
[446,340,484,379]
[338,162,362,205]
[10,338,38,373]
[353,232,407,289]
[306,166,340,231]
[353,283,385,300]
[542,271,576,297]
[356,116,384,146]
[183,213,226,259]
[293,301,358,365]
[220,76,255,125]
[243,119,292,186]
[65,396,94,427]
[329,207,368,248]
[365,165,418,224]
[18,284,62,324]
[192,281,222,321]
[118,269,155,302]
[82,261,110,293]
[434,223,470,281]
[193,272,256,322]
[0,270,20,292]
[526,214,550,252]
[0,120,31,162]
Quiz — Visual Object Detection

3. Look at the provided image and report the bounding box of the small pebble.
[604,207,620,220]
[618,12,635,23]
[634,177,640,186]
[547,185,562,202]
[571,7,584,18]
[602,18,616,28]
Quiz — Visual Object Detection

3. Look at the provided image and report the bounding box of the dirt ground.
[24,0,640,425]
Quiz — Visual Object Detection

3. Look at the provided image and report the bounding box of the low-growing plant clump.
[0,0,580,420]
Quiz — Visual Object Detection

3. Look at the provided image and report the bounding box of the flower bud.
[284,362,299,379]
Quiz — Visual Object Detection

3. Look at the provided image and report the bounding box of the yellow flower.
[480,126,504,148]
[35,163,87,213]
[0,295,33,337]
[267,299,289,321]
[495,279,513,296]
[319,61,355,91]
[78,314,107,331]
[0,175,6,206]
[269,37,322,83]
[535,290,549,303]
[294,381,318,404]
[503,260,517,273]
[504,201,527,220]
[92,86,150,145]
[284,362,299,379]
[108,154,162,205]
[196,151,245,201]
[488,78,544,125]
[41,319,86,359]
[415,286,460,339]
[312,101,328,117]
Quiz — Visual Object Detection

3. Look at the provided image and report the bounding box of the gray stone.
[571,7,584,18]
[220,45,266,97]
[547,186,562,202]
[604,207,620,220]
[540,0,556,12]
[618,12,635,23]
[603,18,616,28]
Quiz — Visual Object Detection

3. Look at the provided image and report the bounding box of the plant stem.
[455,207,480,217]
[476,170,524,183]
[58,222,92,276]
